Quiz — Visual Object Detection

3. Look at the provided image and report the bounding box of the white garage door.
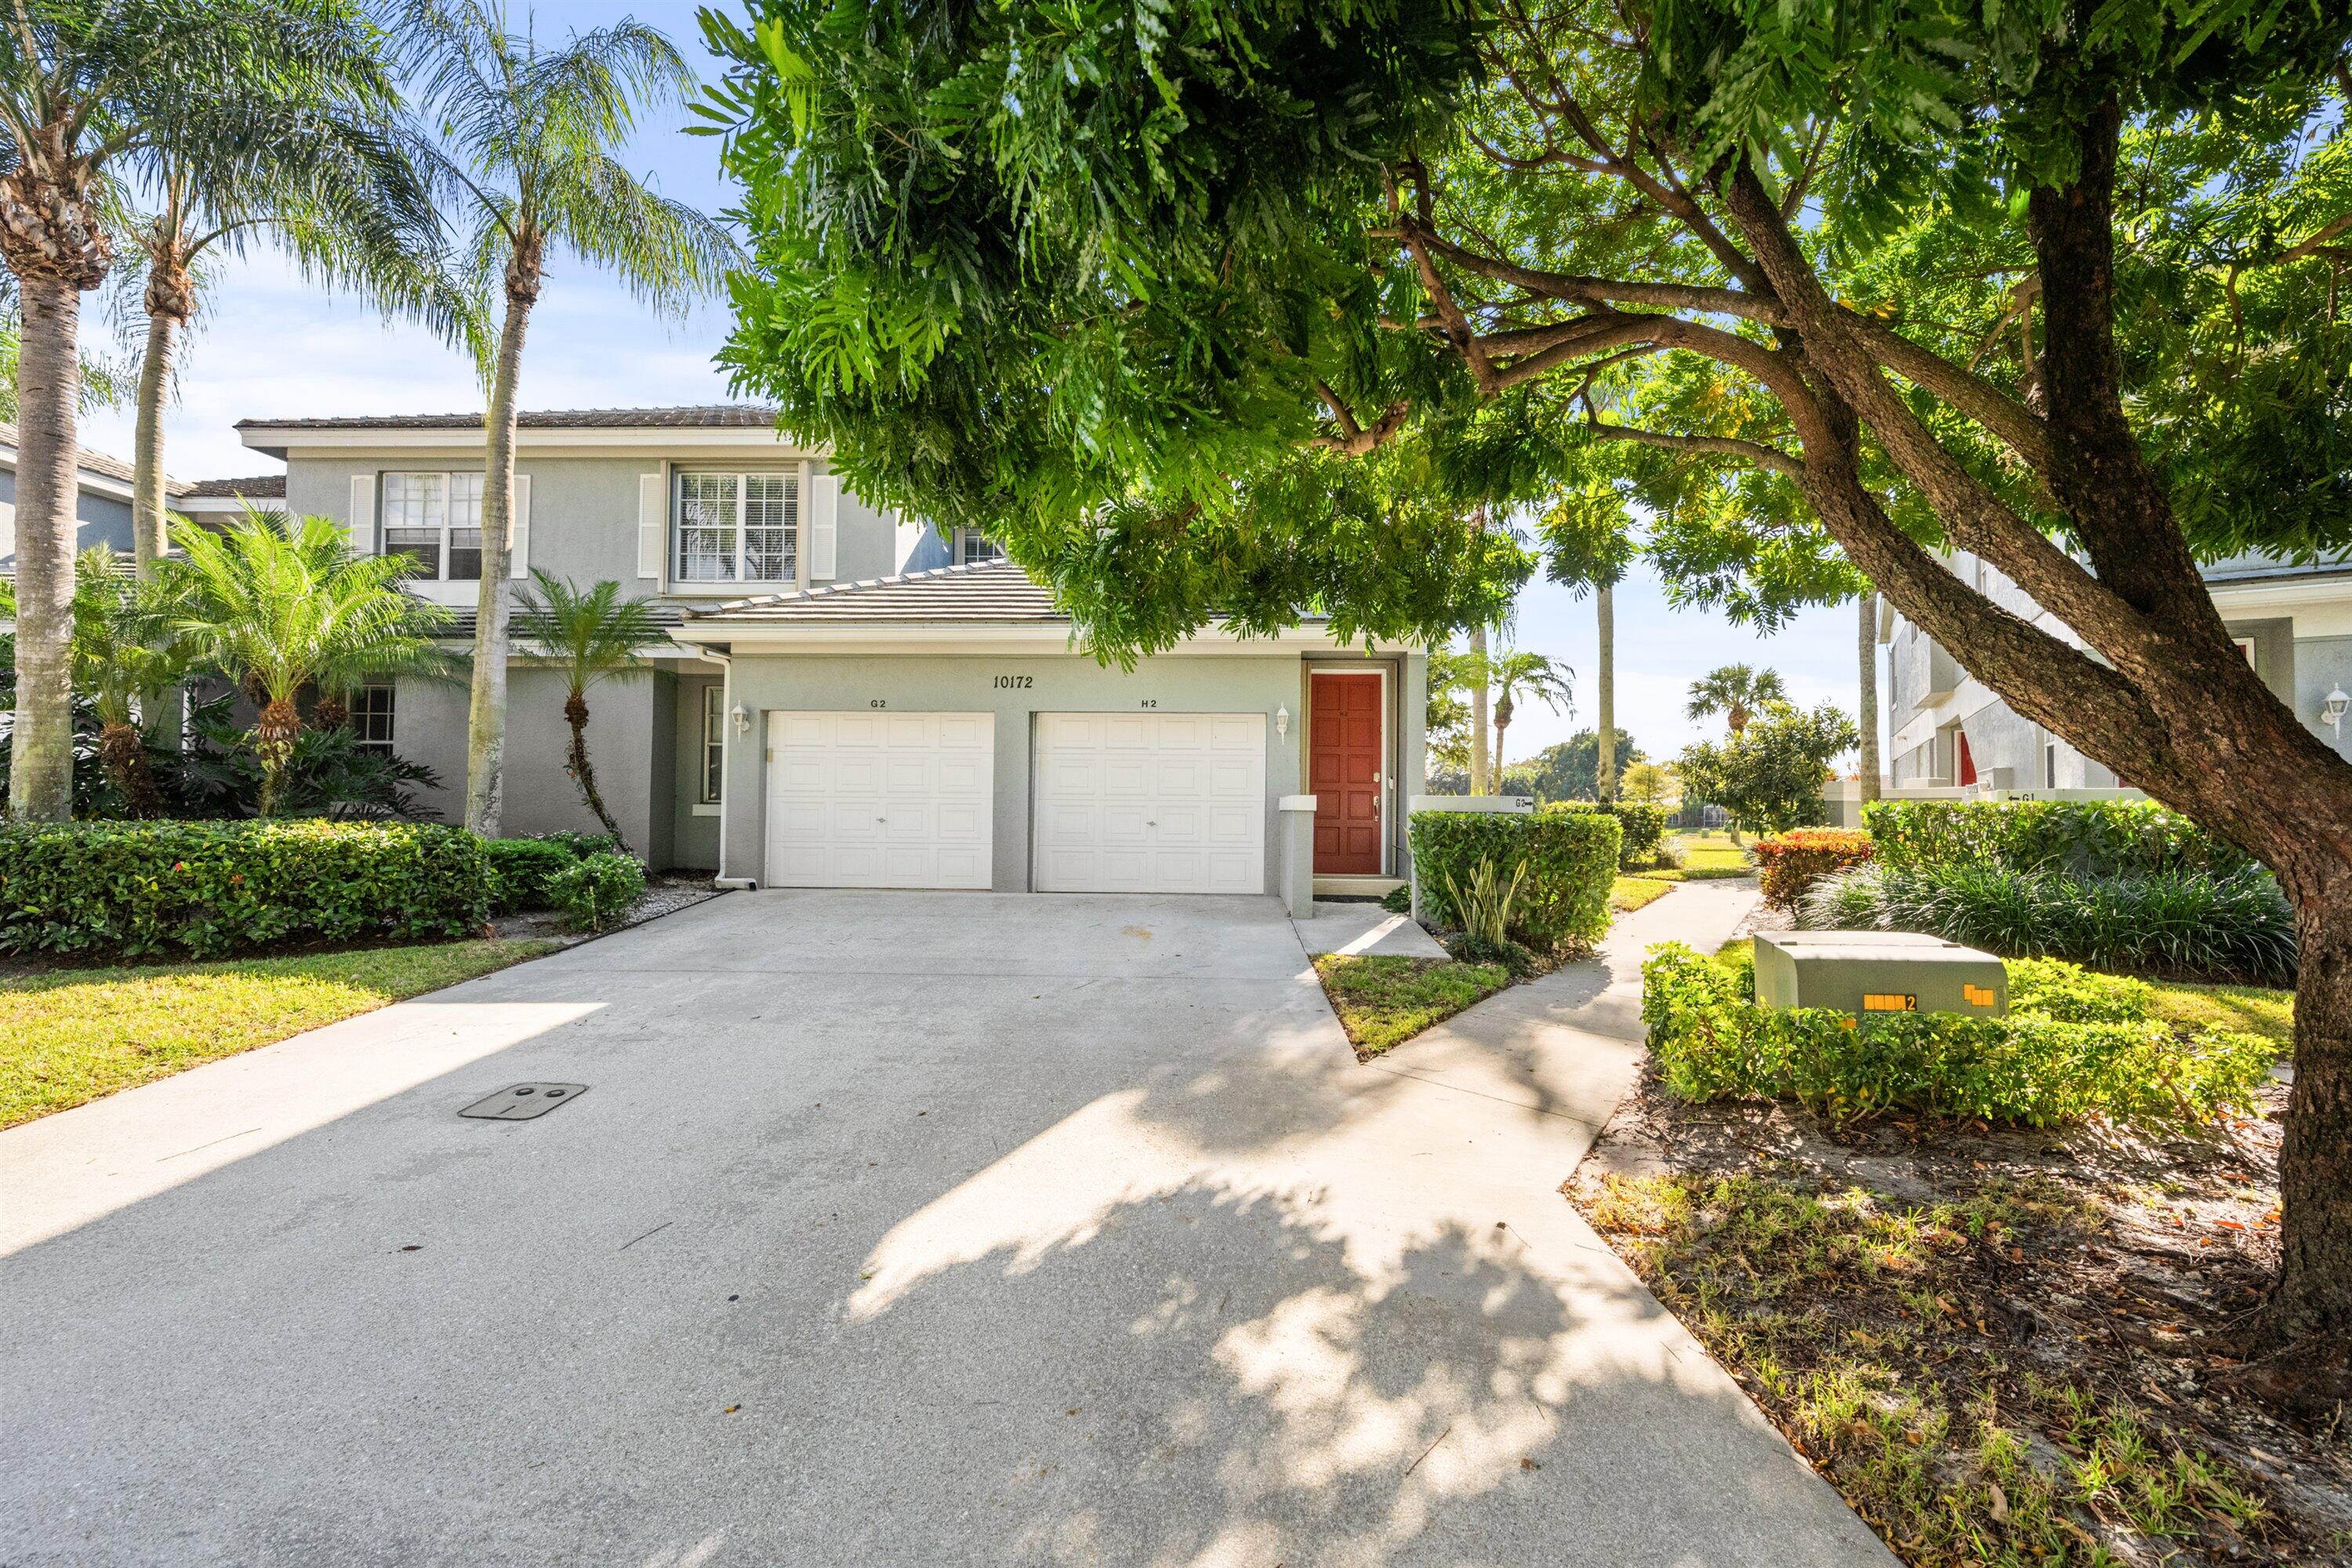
[765,711,994,888]
[1033,713,1265,894]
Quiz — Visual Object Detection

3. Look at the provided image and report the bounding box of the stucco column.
[1278,794,1317,917]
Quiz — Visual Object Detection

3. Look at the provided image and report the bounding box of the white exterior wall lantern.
[2324,686,2349,736]
[1274,703,1290,739]
[731,702,752,735]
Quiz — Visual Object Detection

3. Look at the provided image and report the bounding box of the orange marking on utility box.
[1862,993,1917,1012]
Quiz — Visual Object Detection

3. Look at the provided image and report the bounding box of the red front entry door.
[1311,673,1384,873]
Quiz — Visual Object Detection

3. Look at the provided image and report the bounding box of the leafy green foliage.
[1642,943,2274,1128]
[1508,728,1642,803]
[1685,664,1785,733]
[0,820,491,958]
[1799,861,2298,984]
[1410,806,1620,952]
[1312,953,1513,1055]
[548,851,646,933]
[481,837,579,915]
[1751,826,1875,910]
[1862,799,2255,879]
[2004,956,2158,1025]
[1677,702,1860,835]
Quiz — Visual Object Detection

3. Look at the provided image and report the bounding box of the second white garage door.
[1033,713,1266,894]
[765,711,993,888]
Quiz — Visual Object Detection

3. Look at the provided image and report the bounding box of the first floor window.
[381,471,484,580]
[699,684,726,804]
[351,684,396,755]
[677,471,797,583]
[957,528,1006,565]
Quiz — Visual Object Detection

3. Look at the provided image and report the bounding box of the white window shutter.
[348,473,376,554]
[808,472,840,581]
[637,473,664,579]
[508,474,532,579]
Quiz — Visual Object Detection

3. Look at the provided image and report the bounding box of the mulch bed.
[487,873,721,945]
[1570,1065,2352,1565]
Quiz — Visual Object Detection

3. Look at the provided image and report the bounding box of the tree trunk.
[1728,702,1748,735]
[1468,624,1490,793]
[254,696,299,818]
[564,688,628,852]
[465,246,538,838]
[1857,592,1881,803]
[131,306,178,575]
[1595,583,1616,802]
[2260,863,2352,1383]
[1492,690,1514,777]
[98,720,161,818]
[9,275,82,822]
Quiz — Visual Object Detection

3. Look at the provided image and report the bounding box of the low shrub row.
[0,821,648,957]
[1799,860,2295,984]
[1861,799,2252,880]
[1410,806,1621,953]
[1751,827,1873,910]
[0,820,492,958]
[1641,943,2274,1128]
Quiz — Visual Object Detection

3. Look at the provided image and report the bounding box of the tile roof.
[681,560,1066,624]
[181,474,285,499]
[434,600,691,641]
[0,419,181,492]
[234,405,781,432]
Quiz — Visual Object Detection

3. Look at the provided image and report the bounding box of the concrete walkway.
[2,882,1889,1567]
[1290,898,1451,959]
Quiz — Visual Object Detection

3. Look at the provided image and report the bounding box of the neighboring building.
[1878,548,2352,797]
[233,405,1425,893]
[0,421,184,569]
[175,474,284,524]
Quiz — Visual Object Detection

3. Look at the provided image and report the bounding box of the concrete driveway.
[2,889,1888,1567]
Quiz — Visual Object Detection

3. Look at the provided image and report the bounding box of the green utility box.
[1753,931,2007,1018]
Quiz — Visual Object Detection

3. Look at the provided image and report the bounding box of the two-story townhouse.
[1878,548,2352,796]
[0,421,185,570]
[233,405,1426,901]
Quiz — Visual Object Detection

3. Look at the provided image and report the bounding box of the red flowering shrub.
[1752,828,1875,911]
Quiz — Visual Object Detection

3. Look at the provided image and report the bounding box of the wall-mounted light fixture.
[2325,686,2349,736]
[1274,703,1290,739]
[731,702,752,735]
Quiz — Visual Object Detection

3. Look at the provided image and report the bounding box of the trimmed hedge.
[0,820,492,958]
[1751,827,1874,911]
[1861,800,2251,879]
[483,837,579,915]
[1410,806,1620,953]
[1642,943,2272,1128]
[1552,800,1671,869]
[550,851,647,932]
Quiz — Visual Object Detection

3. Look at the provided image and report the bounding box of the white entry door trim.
[1032,712,1266,895]
[764,710,994,888]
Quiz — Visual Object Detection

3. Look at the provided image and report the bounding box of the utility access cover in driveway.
[457,1083,586,1120]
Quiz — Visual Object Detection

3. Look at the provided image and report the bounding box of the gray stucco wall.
[285,451,898,609]
[2294,635,2352,764]
[383,667,660,848]
[713,650,1421,894]
[0,467,136,567]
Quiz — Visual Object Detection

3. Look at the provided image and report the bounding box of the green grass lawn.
[1312,953,1512,1056]
[0,939,558,1129]
[1632,833,1755,881]
[1610,874,1675,913]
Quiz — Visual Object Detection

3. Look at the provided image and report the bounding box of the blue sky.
[75,0,1867,766]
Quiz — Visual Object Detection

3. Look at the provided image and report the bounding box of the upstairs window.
[382,472,484,580]
[677,471,797,583]
[956,528,1006,566]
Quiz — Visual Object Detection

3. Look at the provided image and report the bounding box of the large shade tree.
[706,1,2352,1372]
[403,1,735,837]
[0,0,411,822]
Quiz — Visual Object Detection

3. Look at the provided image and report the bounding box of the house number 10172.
[993,675,1033,688]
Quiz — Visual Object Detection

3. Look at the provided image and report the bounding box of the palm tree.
[68,546,193,814]
[0,0,412,822]
[1594,583,1616,800]
[1686,663,1787,736]
[403,2,737,837]
[511,569,664,851]
[126,93,466,577]
[1489,650,1573,776]
[169,509,450,816]
[1467,624,1492,793]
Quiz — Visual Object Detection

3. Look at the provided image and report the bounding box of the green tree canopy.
[703,0,2352,1356]
[1677,701,1858,836]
